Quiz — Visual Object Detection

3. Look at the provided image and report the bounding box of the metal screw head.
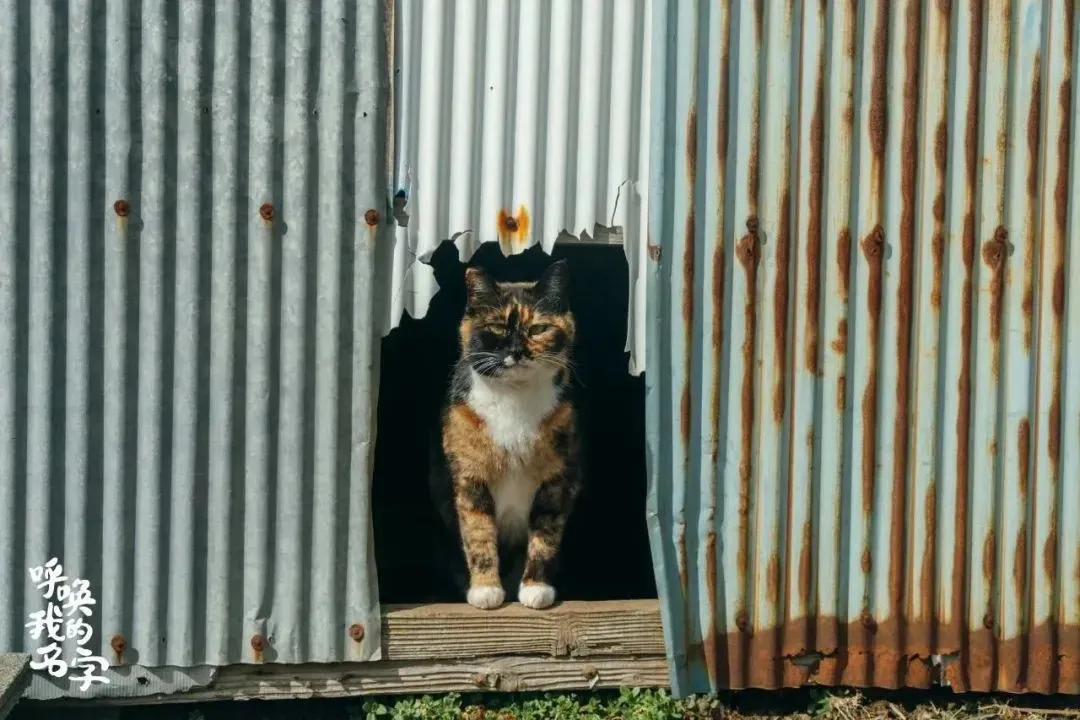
[348,623,365,642]
[110,634,127,654]
[259,203,275,221]
[114,199,131,217]
[504,216,519,232]
[364,209,379,227]
[250,634,266,652]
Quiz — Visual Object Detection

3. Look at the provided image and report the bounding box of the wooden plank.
[31,600,671,706]
[381,599,665,660]
[43,657,670,706]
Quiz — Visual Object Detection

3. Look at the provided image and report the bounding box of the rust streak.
[1027,54,1043,199]
[1018,418,1031,496]
[766,554,781,607]
[889,2,922,665]
[868,0,890,159]
[680,107,698,452]
[773,190,791,423]
[798,520,813,606]
[737,223,760,590]
[831,318,848,356]
[710,243,725,462]
[861,227,885,516]
[805,75,825,377]
[982,226,1008,378]
[838,228,853,301]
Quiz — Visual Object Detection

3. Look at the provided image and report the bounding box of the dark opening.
[371,240,655,604]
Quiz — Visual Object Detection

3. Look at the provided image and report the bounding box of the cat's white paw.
[466,585,505,610]
[518,583,556,609]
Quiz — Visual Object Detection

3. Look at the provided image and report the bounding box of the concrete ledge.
[0,654,30,720]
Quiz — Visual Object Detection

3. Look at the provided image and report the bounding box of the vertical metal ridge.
[0,0,18,656]
[205,0,241,664]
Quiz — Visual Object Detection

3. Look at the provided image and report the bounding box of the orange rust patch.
[496,206,531,247]
[681,107,698,452]
[919,482,938,629]
[1043,522,1058,585]
[861,548,873,574]
[831,318,848,355]
[1012,525,1028,603]
[982,529,996,584]
[837,373,847,412]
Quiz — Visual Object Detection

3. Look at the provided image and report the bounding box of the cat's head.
[459,259,575,380]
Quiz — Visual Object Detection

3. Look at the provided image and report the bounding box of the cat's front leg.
[519,475,579,610]
[454,477,505,610]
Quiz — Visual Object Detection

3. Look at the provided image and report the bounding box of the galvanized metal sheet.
[646,0,1080,696]
[0,0,389,700]
[388,0,651,373]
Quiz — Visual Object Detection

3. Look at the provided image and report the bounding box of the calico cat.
[428,259,581,610]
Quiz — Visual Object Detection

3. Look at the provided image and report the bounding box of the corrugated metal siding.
[0,0,389,699]
[646,0,1080,696]
[388,0,651,374]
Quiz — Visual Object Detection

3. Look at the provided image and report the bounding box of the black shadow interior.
[371,240,655,604]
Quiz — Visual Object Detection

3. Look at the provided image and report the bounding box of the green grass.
[15,687,1080,720]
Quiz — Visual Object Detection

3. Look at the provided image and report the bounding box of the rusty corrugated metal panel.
[645,0,1080,696]
[0,0,389,700]
[388,0,652,373]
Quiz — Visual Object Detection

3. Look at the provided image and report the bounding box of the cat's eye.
[485,324,508,335]
[527,324,551,336]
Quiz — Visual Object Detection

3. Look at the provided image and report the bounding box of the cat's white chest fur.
[468,368,559,538]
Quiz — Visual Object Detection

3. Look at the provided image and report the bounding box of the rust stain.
[805,76,825,376]
[681,107,698,453]
[110,634,127,665]
[258,202,274,222]
[364,208,380,227]
[838,228,852,300]
[918,483,938,629]
[753,0,764,44]
[710,243,725,463]
[798,520,813,606]
[773,190,791,423]
[831,318,848,356]
[737,221,760,588]
[1043,522,1058,585]
[766,554,781,606]
[861,548,873,575]
[982,529,996,584]
[678,531,689,594]
[703,530,719,681]
[114,199,131,218]
[934,121,949,172]
[837,372,847,412]
[348,623,365,642]
[1027,54,1043,199]
[250,634,266,662]
[496,206,531,249]
[868,0,890,158]
[891,2,922,631]
[860,227,885,516]
[1012,525,1028,606]
[982,226,1008,377]
[931,230,945,310]
[1018,418,1031,496]
[948,0,983,666]
[748,99,761,213]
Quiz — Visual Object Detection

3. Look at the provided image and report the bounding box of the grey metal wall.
[0,0,390,699]
[646,0,1080,697]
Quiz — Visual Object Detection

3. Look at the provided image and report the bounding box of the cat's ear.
[534,259,570,313]
[464,265,498,308]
